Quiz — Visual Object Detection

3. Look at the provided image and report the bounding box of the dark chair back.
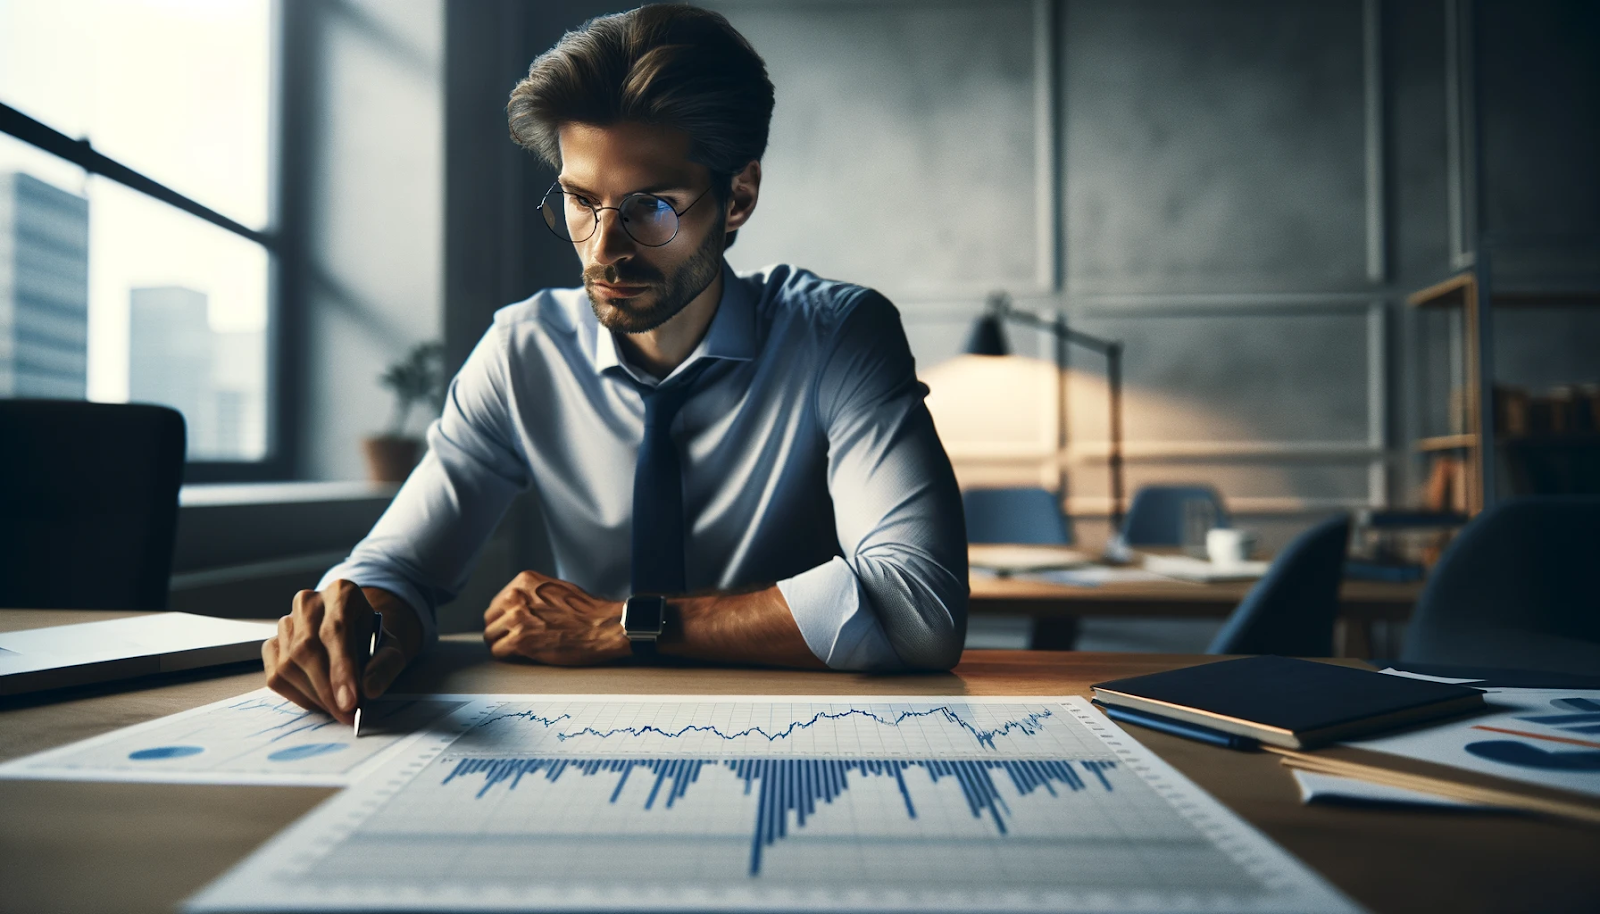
[963,487,1072,545]
[1119,485,1230,547]
[1402,496,1600,674]
[0,400,186,610]
[1207,515,1351,656]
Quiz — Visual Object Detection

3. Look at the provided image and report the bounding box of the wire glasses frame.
[539,182,713,248]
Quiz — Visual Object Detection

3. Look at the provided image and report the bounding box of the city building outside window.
[0,0,274,465]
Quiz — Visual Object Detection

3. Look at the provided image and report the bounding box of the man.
[263,5,967,723]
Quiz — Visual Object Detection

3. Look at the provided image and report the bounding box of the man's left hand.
[482,571,631,665]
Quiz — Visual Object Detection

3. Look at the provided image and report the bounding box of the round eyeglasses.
[539,182,712,248]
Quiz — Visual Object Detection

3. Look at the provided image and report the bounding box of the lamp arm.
[996,308,1118,356]
[995,305,1126,532]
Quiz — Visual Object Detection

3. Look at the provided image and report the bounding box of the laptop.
[0,613,276,697]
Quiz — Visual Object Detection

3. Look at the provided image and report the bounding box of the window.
[0,0,275,467]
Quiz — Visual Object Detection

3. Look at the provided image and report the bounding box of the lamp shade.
[963,313,1010,357]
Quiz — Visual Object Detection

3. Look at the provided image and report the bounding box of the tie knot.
[639,365,706,429]
[641,382,691,429]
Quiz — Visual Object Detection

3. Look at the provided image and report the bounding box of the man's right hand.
[263,580,421,724]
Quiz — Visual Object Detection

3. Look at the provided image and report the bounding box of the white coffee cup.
[1206,528,1258,567]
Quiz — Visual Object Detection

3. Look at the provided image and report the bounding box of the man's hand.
[263,580,421,723]
[483,571,631,665]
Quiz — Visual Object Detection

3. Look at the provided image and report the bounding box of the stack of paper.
[968,543,1090,573]
[1141,553,1270,582]
[1274,686,1600,824]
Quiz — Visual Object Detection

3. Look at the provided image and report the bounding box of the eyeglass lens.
[540,190,680,247]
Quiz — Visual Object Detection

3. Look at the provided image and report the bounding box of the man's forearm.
[657,586,826,669]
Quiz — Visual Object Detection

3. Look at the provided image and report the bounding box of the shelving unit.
[1409,268,1600,513]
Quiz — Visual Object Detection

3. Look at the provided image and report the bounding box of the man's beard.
[583,214,725,334]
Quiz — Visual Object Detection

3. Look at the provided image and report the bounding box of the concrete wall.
[706,0,1600,554]
[282,0,446,482]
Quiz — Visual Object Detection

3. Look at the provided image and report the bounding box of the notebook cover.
[1091,656,1483,737]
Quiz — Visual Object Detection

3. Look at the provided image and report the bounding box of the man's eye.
[569,194,594,208]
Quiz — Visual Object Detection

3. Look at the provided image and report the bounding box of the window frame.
[0,1,290,482]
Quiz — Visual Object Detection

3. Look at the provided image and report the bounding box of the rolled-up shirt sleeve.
[318,323,530,645]
[775,291,969,671]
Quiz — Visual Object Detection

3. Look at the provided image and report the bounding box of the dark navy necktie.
[630,367,705,595]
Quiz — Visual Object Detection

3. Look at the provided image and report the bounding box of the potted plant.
[363,341,445,483]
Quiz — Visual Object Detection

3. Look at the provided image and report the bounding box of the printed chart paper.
[187,695,1360,913]
[1352,688,1600,799]
[0,688,471,786]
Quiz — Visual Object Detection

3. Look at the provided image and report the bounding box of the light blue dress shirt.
[319,264,968,671]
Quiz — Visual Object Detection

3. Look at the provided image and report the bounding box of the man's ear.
[725,159,761,233]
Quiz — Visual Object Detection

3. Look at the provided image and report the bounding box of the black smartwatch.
[621,594,668,658]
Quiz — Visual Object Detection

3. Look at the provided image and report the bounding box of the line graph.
[453,698,1093,760]
[187,696,1361,913]
[472,704,1056,750]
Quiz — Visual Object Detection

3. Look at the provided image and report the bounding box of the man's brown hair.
[508,5,774,248]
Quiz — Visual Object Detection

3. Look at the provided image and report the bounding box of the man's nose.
[588,207,636,265]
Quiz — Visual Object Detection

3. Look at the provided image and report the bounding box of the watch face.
[623,595,667,636]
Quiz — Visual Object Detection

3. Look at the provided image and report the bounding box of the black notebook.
[1091,656,1486,749]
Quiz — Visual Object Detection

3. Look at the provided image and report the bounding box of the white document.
[1348,688,1600,800]
[1142,554,1269,582]
[1377,667,1486,685]
[187,695,1360,913]
[1035,566,1173,586]
[0,613,277,695]
[968,544,1091,573]
[1291,770,1490,809]
[0,688,474,786]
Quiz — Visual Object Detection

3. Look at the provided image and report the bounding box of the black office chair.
[1402,496,1600,675]
[1118,484,1230,547]
[0,400,186,610]
[962,487,1077,649]
[1207,515,1351,656]
[963,487,1073,545]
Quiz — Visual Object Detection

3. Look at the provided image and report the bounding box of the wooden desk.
[970,573,1421,656]
[1,609,1594,914]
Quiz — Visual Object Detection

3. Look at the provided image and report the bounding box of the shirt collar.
[590,262,756,385]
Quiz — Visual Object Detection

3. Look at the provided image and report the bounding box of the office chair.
[962,487,1076,649]
[1401,496,1600,675]
[1207,515,1351,656]
[963,487,1073,545]
[0,400,186,610]
[1117,484,1231,547]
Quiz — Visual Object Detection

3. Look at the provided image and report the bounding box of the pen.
[1092,700,1259,751]
[352,611,384,738]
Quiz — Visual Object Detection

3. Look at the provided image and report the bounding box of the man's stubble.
[584,211,725,335]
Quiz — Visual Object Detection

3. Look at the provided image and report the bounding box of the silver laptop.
[0,613,276,696]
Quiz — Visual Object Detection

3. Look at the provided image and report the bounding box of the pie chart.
[1464,740,1600,772]
[129,745,205,760]
[267,742,347,762]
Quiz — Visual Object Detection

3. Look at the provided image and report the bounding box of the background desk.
[970,574,1421,656]
[1,609,1593,914]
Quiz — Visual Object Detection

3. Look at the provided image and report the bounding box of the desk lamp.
[963,292,1126,533]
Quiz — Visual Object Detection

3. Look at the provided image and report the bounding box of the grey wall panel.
[1493,310,1600,392]
[294,0,446,480]
[1068,460,1373,504]
[1478,0,1600,250]
[1062,0,1370,294]
[1387,0,1451,283]
[1070,309,1375,446]
[712,0,1042,301]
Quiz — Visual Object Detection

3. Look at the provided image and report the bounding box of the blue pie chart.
[268,742,347,762]
[129,746,205,760]
[1464,740,1600,771]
